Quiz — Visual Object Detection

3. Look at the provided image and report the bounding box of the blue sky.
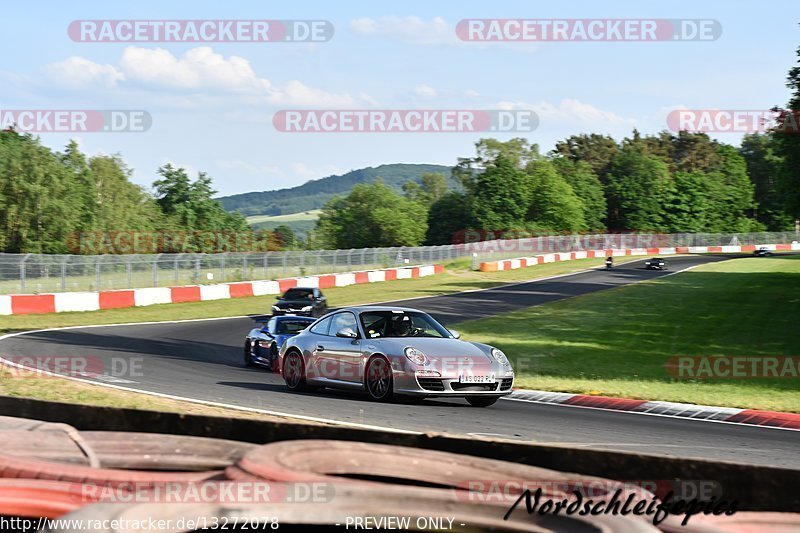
[2,1,799,196]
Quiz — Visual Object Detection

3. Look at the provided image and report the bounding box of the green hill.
[218,163,454,217]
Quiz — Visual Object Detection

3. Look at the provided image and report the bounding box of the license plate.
[459,374,495,384]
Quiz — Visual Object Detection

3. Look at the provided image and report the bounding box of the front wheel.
[365,356,394,402]
[243,341,255,367]
[268,343,279,372]
[466,396,500,407]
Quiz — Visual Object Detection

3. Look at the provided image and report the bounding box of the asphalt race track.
[2,255,798,469]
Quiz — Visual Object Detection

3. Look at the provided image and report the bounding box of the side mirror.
[449,329,461,339]
[276,295,282,300]
[336,327,358,339]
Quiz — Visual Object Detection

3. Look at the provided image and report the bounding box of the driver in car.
[392,316,414,337]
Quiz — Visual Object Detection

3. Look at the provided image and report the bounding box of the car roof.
[649,257,664,260]
[274,315,315,321]
[336,305,423,314]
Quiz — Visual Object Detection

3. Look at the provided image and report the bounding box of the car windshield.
[359,311,451,338]
[276,319,312,334]
[282,288,314,300]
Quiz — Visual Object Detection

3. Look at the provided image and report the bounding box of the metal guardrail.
[1,232,797,294]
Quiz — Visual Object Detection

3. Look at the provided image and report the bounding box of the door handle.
[317,345,325,351]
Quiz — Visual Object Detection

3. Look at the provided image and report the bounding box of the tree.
[551,158,606,231]
[425,192,471,245]
[469,154,530,230]
[772,37,800,218]
[454,138,539,193]
[553,134,618,181]
[315,181,427,248]
[605,148,672,231]
[272,224,297,249]
[741,134,793,230]
[525,160,586,232]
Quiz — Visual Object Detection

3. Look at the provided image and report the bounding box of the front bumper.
[395,372,515,397]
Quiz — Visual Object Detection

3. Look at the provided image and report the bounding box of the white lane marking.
[500,396,799,432]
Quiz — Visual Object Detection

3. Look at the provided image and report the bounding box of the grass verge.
[457,255,800,412]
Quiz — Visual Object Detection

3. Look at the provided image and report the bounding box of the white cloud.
[120,46,266,92]
[44,47,361,107]
[497,98,637,128]
[45,56,124,89]
[413,84,438,99]
[349,16,457,46]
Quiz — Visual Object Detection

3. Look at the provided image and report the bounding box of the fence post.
[243,255,249,280]
[95,257,102,290]
[19,254,30,292]
[221,253,226,282]
[60,259,67,292]
[152,255,159,286]
[127,258,133,288]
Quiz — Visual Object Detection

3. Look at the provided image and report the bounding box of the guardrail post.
[221,253,226,282]
[127,258,133,288]
[60,260,67,292]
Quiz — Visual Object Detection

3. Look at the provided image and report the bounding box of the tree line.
[0,132,295,254]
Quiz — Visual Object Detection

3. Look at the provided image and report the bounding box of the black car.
[644,257,668,270]
[753,247,773,257]
[272,287,328,317]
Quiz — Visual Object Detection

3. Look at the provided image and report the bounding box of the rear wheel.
[365,356,394,402]
[283,351,309,391]
[466,396,499,407]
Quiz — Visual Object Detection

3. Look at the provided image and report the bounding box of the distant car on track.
[272,287,328,317]
[244,315,316,371]
[644,257,668,270]
[279,306,515,407]
[753,247,773,257]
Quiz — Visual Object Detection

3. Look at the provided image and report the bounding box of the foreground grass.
[0,257,608,414]
[458,256,800,412]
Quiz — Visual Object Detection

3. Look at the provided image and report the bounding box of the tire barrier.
[237,439,653,501]
[659,512,800,532]
[0,415,788,532]
[0,479,93,519]
[0,453,221,489]
[1,428,254,470]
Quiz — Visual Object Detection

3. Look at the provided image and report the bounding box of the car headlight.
[301,305,313,312]
[404,347,428,365]
[491,348,509,365]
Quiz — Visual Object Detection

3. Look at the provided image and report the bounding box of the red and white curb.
[507,390,800,431]
[480,243,800,272]
[0,264,444,316]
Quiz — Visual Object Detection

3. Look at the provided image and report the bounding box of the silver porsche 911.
[277,306,514,406]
